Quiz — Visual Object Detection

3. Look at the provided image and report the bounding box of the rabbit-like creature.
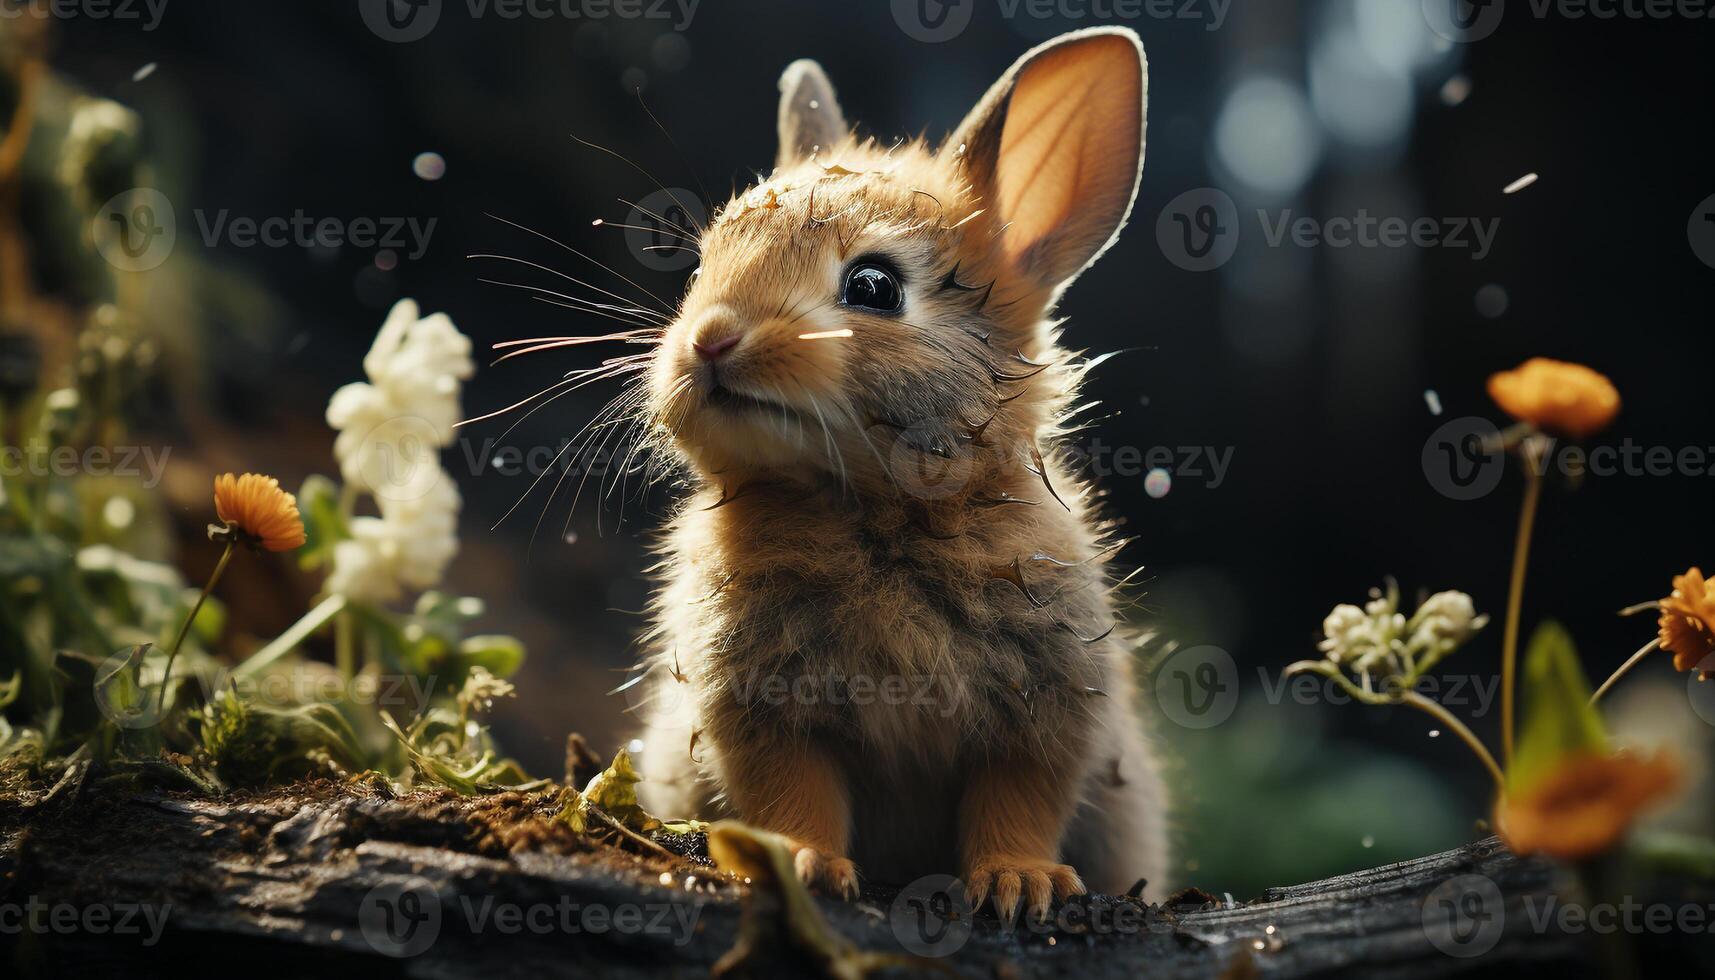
[632,27,1169,921]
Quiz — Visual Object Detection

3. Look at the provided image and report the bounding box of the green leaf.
[1510,621,1608,795]
[456,635,524,679]
[295,476,347,571]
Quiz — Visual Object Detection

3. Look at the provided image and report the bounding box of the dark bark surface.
[1,771,1708,978]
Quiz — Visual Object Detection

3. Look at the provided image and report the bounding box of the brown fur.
[626,28,1170,917]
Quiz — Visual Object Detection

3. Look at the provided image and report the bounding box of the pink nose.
[693,334,741,362]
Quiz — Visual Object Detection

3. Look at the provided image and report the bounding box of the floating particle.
[1503,172,1539,195]
[658,872,674,886]
[1144,468,1172,499]
[1138,395,1151,408]
[374,249,398,271]
[1475,284,1509,319]
[412,151,446,181]
[103,496,135,530]
[1428,729,1442,738]
[1361,835,1375,848]
[621,67,649,94]
[651,33,690,72]
[132,62,158,82]
[1439,74,1471,107]
[1424,389,1443,416]
[564,529,579,545]
[627,738,645,754]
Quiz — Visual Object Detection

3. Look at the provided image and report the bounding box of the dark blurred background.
[41,0,1715,895]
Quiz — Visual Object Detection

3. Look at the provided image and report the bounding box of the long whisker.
[592,219,701,245]
[617,197,702,243]
[571,134,707,235]
[492,334,659,366]
[470,254,673,323]
[635,88,715,225]
[483,211,677,314]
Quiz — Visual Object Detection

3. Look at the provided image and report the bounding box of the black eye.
[841,261,904,314]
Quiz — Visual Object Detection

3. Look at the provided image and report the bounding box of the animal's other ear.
[776,59,847,168]
[944,28,1147,292]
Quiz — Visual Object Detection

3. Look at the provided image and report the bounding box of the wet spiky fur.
[625,29,1170,909]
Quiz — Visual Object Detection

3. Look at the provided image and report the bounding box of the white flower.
[324,299,472,604]
[326,479,461,604]
[326,299,474,493]
[1317,582,1488,681]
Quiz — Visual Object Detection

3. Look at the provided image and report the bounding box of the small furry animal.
[631,27,1169,920]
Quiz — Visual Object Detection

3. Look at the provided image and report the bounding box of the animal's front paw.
[785,841,860,900]
[964,858,1085,922]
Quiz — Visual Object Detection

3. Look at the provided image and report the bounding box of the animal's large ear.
[776,59,847,168]
[944,28,1147,292]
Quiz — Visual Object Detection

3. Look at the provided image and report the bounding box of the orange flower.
[213,472,306,552]
[1659,568,1715,678]
[1487,358,1620,438]
[1495,750,1681,861]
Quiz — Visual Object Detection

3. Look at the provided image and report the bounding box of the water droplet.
[1144,468,1172,499]
[1475,284,1509,319]
[1439,74,1471,107]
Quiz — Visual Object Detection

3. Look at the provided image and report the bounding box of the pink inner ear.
[995,35,1144,284]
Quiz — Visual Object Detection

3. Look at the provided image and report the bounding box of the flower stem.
[1401,690,1505,791]
[1590,638,1662,706]
[335,610,356,681]
[234,593,348,681]
[158,541,235,711]
[1500,444,1545,768]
